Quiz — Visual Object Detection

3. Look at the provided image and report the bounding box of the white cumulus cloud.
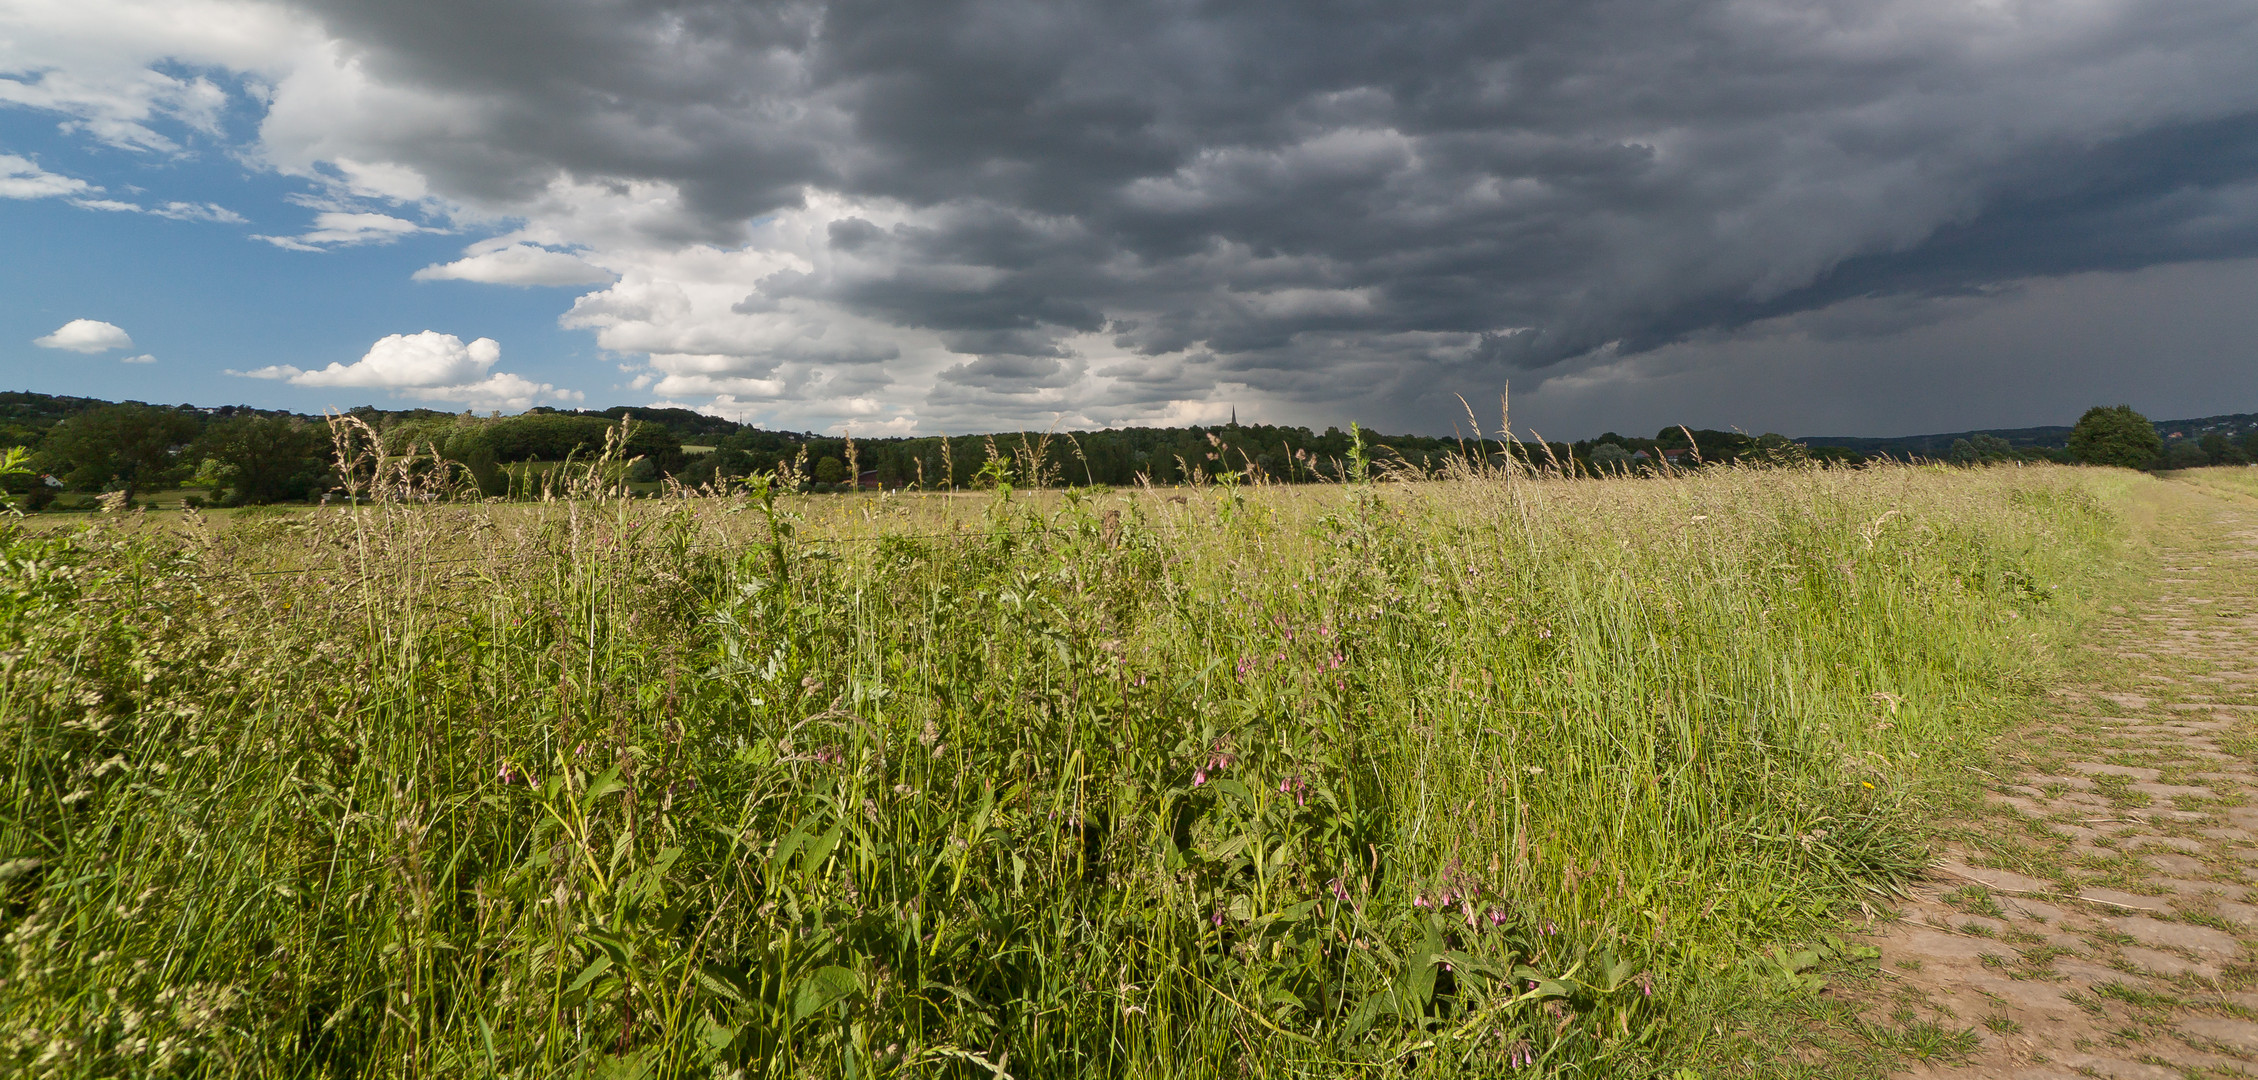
[34,318,133,352]
[120,353,155,363]
[414,243,614,286]
[275,330,500,387]
[229,331,580,410]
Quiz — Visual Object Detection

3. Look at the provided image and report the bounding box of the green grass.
[0,455,2126,1077]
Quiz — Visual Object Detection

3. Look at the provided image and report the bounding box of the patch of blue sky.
[0,100,611,413]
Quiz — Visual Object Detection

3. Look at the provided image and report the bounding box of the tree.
[1588,443,1634,473]
[2163,438,2211,470]
[814,456,847,484]
[1948,433,2013,466]
[192,415,332,504]
[2066,405,2162,469]
[2199,432,2250,465]
[38,403,199,501]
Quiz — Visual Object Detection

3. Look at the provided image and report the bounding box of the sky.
[3,0,2257,439]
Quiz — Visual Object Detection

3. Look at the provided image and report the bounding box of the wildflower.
[1192,769,1208,787]
[1861,781,1875,789]
[1211,909,1225,927]
[1488,907,1507,927]
[1330,877,1350,902]
[496,761,516,784]
[1412,893,1429,909]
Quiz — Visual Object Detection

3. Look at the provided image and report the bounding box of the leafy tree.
[464,445,506,498]
[2199,432,2250,465]
[192,415,332,504]
[38,403,199,501]
[814,456,847,484]
[1588,443,1634,473]
[1948,433,2014,465]
[2163,438,2211,470]
[448,414,686,475]
[2066,405,2162,469]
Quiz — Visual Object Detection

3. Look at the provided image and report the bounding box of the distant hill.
[1798,411,2258,458]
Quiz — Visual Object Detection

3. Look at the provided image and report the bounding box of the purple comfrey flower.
[1211,909,1225,927]
[1488,907,1507,928]
[1412,893,1429,909]
[1330,877,1350,902]
[1192,769,1208,787]
[497,761,517,784]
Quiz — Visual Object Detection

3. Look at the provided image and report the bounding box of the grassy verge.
[0,462,2123,1077]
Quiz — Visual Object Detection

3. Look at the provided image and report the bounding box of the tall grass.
[0,452,2114,1077]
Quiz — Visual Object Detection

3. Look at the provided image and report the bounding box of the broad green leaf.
[565,954,614,997]
[792,965,860,1020]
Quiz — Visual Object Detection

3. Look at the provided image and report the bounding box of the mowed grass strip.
[0,461,2119,1077]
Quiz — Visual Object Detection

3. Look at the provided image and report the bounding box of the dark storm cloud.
[286,0,2258,417]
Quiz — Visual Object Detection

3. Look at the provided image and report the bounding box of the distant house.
[1661,448,1693,463]
[856,469,886,491]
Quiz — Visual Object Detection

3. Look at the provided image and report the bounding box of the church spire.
[1230,405,1238,427]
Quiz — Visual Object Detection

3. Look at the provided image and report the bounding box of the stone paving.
[1868,481,2258,1079]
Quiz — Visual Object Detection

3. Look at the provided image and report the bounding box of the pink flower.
[1412,893,1429,909]
[1192,769,1207,787]
[1211,909,1225,927]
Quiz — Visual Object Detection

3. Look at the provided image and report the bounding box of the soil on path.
[1866,475,2258,1079]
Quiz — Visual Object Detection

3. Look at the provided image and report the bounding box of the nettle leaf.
[792,965,861,1020]
[565,954,614,998]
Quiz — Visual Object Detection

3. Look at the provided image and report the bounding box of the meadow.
[0,436,2125,1077]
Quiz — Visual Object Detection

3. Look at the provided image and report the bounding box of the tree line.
[0,390,2241,508]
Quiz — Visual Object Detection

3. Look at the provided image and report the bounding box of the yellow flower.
[1860,781,1875,789]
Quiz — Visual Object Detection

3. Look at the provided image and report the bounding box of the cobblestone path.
[1869,478,2258,1078]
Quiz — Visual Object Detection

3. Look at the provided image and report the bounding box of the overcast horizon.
[6,0,2258,440]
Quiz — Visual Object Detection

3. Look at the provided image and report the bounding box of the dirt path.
[1864,476,2258,1078]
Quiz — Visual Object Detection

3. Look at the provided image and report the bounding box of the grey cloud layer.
[279,0,2258,427]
